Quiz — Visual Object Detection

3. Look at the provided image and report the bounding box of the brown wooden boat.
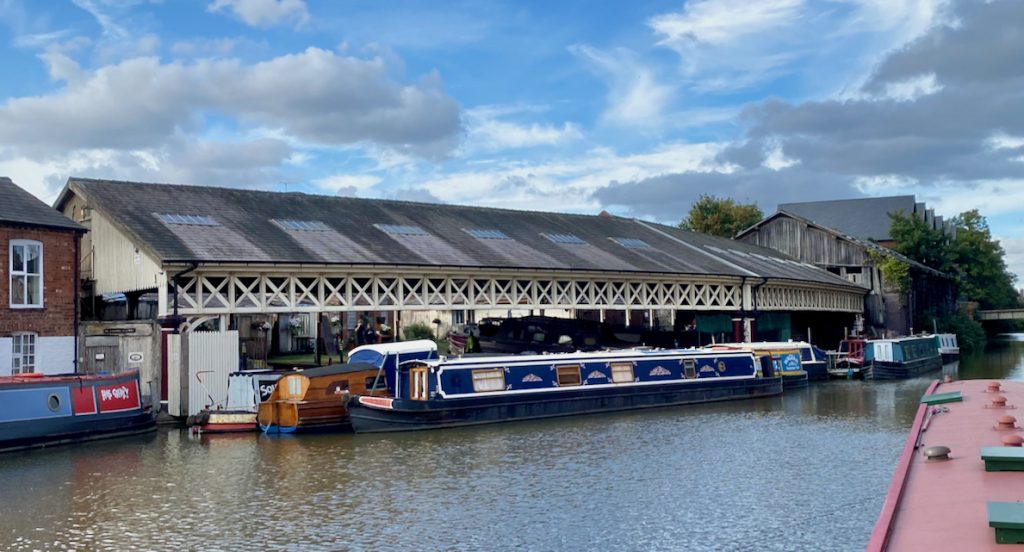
[257,362,385,433]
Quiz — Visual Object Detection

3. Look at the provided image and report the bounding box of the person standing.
[354,317,367,345]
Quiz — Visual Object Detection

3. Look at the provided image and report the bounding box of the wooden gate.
[82,336,120,374]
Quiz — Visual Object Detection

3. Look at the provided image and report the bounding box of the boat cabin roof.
[348,340,437,357]
[289,362,377,379]
[713,341,810,350]
[870,379,1024,551]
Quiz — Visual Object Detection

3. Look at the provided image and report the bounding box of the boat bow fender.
[358,396,395,410]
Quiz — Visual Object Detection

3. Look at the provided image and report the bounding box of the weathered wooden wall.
[738,217,866,266]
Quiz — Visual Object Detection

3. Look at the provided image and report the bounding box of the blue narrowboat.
[0,371,155,453]
[709,342,814,388]
[347,348,783,433]
[861,336,943,380]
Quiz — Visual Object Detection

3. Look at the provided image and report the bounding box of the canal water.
[2,337,1024,552]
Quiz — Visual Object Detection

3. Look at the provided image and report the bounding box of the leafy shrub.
[402,322,434,341]
[939,311,986,354]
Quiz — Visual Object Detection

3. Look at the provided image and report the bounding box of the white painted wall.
[89,209,163,294]
[37,336,76,375]
[0,336,75,376]
[0,337,10,377]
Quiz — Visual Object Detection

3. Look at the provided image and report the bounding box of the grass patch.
[266,352,346,367]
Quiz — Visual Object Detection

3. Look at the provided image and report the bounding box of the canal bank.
[2,336,1022,551]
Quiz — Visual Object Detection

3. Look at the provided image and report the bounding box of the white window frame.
[12,333,37,374]
[10,239,43,308]
[610,362,634,383]
[471,369,505,393]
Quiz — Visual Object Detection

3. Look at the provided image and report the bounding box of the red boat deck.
[869,379,1024,551]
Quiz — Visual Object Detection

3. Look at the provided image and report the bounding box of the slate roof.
[60,177,864,291]
[777,196,917,242]
[0,177,84,232]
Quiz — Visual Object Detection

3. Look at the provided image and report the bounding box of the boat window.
[364,376,387,391]
[556,364,582,386]
[472,369,505,392]
[410,367,429,400]
[610,362,634,383]
[683,359,696,379]
[287,377,302,397]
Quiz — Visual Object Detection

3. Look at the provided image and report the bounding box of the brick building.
[0,177,85,375]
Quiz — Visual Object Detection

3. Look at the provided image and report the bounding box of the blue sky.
[0,0,1022,282]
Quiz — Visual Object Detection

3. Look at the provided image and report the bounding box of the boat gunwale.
[866,378,940,552]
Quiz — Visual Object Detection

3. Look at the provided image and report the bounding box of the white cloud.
[398,141,727,213]
[464,107,582,152]
[762,139,799,170]
[0,47,461,157]
[999,236,1024,286]
[853,174,919,194]
[649,0,803,47]
[838,0,949,38]
[569,45,673,127]
[208,0,309,28]
[0,135,295,200]
[882,73,943,102]
[649,0,949,95]
[988,133,1024,151]
[314,174,382,194]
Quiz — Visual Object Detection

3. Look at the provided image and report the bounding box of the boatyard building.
[56,177,868,414]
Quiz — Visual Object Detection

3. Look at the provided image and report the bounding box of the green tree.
[679,195,763,238]
[949,210,1019,309]
[888,211,952,273]
[890,208,1020,309]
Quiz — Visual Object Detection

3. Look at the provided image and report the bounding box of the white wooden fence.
[167,330,240,417]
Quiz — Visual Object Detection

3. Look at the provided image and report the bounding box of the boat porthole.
[47,394,61,412]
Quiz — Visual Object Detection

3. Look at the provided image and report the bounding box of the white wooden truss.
[157,267,864,316]
[756,283,864,312]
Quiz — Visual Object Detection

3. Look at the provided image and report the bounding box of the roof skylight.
[375,224,429,236]
[464,228,510,240]
[543,233,586,245]
[274,219,330,231]
[611,237,651,249]
[155,213,219,226]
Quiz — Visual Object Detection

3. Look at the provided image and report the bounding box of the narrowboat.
[1,371,155,453]
[190,370,285,434]
[869,379,1024,551]
[861,336,942,380]
[933,333,960,363]
[708,342,811,388]
[258,340,437,433]
[347,347,783,433]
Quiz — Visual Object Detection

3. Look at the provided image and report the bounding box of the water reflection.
[1,336,1022,551]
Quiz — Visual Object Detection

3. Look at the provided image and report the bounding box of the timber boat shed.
[55,177,867,350]
[737,200,954,337]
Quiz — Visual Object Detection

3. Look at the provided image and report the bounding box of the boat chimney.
[996,416,1018,430]
[1001,434,1024,447]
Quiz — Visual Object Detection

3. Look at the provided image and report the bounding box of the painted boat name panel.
[97,381,141,413]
